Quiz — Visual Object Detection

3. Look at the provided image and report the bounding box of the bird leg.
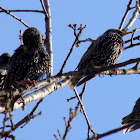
[115,68,120,75]
[26,79,38,87]
[15,81,30,90]
[94,66,106,77]
[32,80,38,87]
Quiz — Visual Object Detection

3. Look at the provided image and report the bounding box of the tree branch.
[119,0,133,30]
[13,79,70,112]
[0,9,44,13]
[0,7,29,27]
[123,1,139,31]
[62,106,79,140]
[0,99,42,139]
[43,0,53,76]
[73,88,97,138]
[125,35,140,44]
[58,24,87,75]
[0,56,140,112]
[88,122,136,140]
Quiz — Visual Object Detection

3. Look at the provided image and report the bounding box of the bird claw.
[115,68,120,75]
[32,80,38,87]
[15,81,30,90]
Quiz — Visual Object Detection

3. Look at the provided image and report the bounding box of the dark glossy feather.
[4,27,50,91]
[122,98,140,134]
[72,29,124,87]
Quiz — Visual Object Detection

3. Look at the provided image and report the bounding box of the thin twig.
[9,112,14,130]
[0,9,44,13]
[14,99,43,129]
[124,42,140,50]
[131,28,140,45]
[40,0,49,17]
[67,83,86,102]
[76,38,95,47]
[0,99,43,139]
[119,0,133,30]
[63,105,79,140]
[125,35,140,43]
[54,134,59,140]
[58,24,87,75]
[1,57,140,112]
[73,87,97,138]
[0,7,29,27]
[19,30,23,45]
[88,122,136,140]
[123,1,139,31]
[79,83,87,102]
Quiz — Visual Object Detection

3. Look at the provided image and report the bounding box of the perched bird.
[0,53,11,69]
[0,53,11,89]
[71,29,130,87]
[4,27,50,91]
[122,98,140,134]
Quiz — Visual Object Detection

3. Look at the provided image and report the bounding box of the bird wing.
[122,98,140,134]
[75,33,124,86]
[4,48,38,89]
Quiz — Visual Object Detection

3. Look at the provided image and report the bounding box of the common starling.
[122,98,140,134]
[0,53,11,69]
[71,29,130,87]
[4,27,50,91]
[0,53,11,89]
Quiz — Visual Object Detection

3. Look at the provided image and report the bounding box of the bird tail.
[76,74,97,87]
[121,114,132,134]
[69,74,97,89]
[121,97,140,134]
[69,76,82,89]
[121,114,139,134]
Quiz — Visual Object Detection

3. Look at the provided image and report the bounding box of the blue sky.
[1,0,140,140]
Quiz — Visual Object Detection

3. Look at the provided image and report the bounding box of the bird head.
[0,53,11,68]
[23,27,42,47]
[105,29,132,36]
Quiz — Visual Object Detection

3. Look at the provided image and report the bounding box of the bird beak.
[122,31,132,36]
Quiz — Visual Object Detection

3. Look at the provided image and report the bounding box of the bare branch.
[58,24,87,75]
[12,79,70,111]
[43,0,53,76]
[73,88,97,138]
[119,0,133,30]
[123,1,139,31]
[54,134,59,140]
[1,56,140,112]
[88,122,136,140]
[124,42,140,50]
[124,28,140,50]
[0,9,44,13]
[125,35,140,44]
[0,99,42,139]
[62,106,79,140]
[67,83,86,102]
[40,0,49,17]
[76,38,95,47]
[0,7,29,27]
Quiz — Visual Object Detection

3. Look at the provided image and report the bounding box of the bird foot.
[26,79,38,87]
[32,80,38,87]
[115,68,120,75]
[94,66,106,77]
[15,81,30,90]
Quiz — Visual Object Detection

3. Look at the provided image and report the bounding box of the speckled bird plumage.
[122,98,140,134]
[72,29,125,87]
[4,27,50,91]
[0,53,11,69]
[0,53,11,89]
